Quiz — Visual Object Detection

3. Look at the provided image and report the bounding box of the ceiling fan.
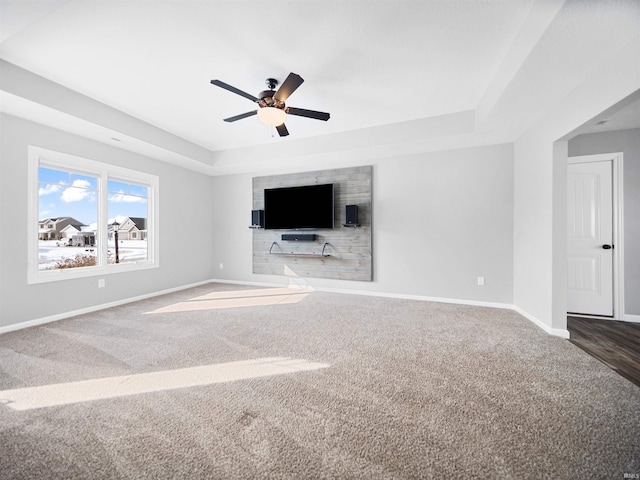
[210,73,330,137]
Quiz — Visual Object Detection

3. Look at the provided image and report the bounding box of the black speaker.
[281,233,316,242]
[345,205,359,225]
[251,209,264,228]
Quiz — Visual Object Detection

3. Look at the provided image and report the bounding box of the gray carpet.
[0,283,638,479]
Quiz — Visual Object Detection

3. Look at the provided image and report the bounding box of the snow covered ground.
[38,240,148,270]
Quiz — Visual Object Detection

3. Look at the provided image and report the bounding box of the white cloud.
[109,190,146,203]
[38,184,61,196]
[61,180,95,203]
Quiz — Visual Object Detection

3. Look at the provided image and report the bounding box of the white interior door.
[567,160,613,316]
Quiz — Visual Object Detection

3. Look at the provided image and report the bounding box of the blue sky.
[38,167,148,225]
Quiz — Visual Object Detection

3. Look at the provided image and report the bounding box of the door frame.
[567,152,624,320]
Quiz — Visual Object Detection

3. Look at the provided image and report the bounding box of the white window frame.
[28,146,159,284]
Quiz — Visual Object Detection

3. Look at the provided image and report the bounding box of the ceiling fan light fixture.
[257,106,286,127]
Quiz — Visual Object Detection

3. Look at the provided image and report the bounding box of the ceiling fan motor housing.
[258,89,285,110]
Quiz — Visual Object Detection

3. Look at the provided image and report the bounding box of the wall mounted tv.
[264,183,334,230]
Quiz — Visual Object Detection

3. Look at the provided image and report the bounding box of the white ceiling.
[572,95,640,136]
[1,0,639,174]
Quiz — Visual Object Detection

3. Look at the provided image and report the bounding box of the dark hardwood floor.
[567,316,640,388]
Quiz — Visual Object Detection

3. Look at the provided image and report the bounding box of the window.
[28,146,159,284]
[108,179,149,265]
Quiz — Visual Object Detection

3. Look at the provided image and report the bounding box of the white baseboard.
[0,280,212,335]
[510,306,570,339]
[568,312,640,324]
[211,278,514,308]
[282,283,570,338]
[1,278,571,339]
[209,278,569,338]
[312,285,514,310]
[623,313,640,324]
[208,278,289,289]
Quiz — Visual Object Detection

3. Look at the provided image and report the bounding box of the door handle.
[602,244,613,249]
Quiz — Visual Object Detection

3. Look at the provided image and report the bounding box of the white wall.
[513,135,555,327]
[513,36,640,332]
[0,113,215,329]
[568,128,640,316]
[212,143,514,305]
[3,32,637,334]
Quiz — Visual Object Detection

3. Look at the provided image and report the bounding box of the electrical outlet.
[477,276,485,286]
[98,278,105,288]
[219,263,224,270]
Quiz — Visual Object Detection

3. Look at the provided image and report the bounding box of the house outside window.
[28,146,159,284]
[107,179,149,263]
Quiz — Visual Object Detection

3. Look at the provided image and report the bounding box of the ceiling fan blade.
[274,73,304,102]
[223,110,257,122]
[210,80,259,103]
[276,124,289,137]
[286,107,330,121]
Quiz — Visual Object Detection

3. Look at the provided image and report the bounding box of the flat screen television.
[264,183,334,230]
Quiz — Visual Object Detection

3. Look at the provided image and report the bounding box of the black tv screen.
[264,183,334,230]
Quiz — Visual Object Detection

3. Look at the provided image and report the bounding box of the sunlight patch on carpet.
[144,288,309,313]
[0,357,329,411]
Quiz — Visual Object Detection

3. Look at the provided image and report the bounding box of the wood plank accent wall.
[252,165,372,281]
